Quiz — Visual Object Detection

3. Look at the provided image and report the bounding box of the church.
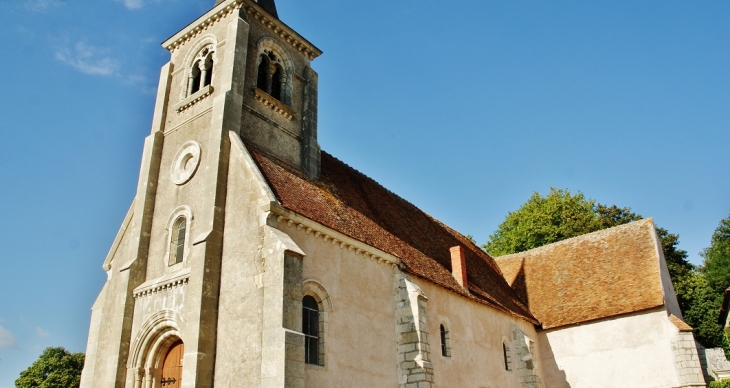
[79,1,708,387]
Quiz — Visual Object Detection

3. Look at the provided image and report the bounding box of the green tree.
[701,215,730,295]
[15,347,85,388]
[673,272,725,348]
[484,189,599,256]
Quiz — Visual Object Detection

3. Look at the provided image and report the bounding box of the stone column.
[133,368,145,388]
[199,59,211,90]
[144,368,156,388]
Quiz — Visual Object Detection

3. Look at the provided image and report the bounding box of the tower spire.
[215,0,278,19]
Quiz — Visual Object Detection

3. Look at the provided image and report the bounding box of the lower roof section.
[495,219,666,329]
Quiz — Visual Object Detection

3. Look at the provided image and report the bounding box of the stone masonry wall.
[395,273,434,388]
[673,331,707,387]
[513,326,542,388]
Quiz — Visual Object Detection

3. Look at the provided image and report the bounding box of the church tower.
[80,1,321,387]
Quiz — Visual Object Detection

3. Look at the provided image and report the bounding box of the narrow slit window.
[503,342,511,371]
[302,295,320,365]
[440,324,451,357]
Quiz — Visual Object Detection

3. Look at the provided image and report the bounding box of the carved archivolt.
[302,279,333,312]
[128,309,184,370]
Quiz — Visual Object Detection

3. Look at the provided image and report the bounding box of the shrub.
[709,379,730,388]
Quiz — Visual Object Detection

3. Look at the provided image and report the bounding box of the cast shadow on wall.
[511,261,571,387]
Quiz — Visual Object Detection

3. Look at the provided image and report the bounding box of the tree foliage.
[701,215,730,295]
[484,189,599,256]
[673,272,725,347]
[15,347,85,388]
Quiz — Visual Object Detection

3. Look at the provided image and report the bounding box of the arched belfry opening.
[256,50,290,105]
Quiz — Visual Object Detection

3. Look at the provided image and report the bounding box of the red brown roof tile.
[495,219,666,329]
[247,144,537,323]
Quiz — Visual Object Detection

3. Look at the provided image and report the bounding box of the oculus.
[170,141,201,185]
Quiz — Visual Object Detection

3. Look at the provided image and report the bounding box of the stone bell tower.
[80,1,321,387]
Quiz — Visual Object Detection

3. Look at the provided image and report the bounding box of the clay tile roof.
[495,219,666,329]
[247,145,538,324]
[669,315,694,332]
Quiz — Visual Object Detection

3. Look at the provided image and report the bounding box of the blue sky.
[0,0,728,385]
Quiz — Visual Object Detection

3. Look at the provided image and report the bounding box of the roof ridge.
[495,218,654,260]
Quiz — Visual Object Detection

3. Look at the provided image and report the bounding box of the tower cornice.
[163,0,322,60]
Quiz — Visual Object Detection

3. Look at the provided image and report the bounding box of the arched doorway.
[159,340,183,387]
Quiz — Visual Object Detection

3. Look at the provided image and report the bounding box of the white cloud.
[55,41,119,76]
[35,326,50,338]
[116,0,183,11]
[118,0,144,10]
[23,0,63,12]
[0,326,16,349]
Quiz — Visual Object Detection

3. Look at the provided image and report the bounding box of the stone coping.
[253,88,295,120]
[175,85,214,113]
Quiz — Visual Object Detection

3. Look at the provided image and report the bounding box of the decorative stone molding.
[265,202,401,269]
[164,2,240,53]
[175,85,214,113]
[243,2,321,60]
[133,270,191,299]
[163,0,322,61]
[127,309,183,369]
[254,87,295,120]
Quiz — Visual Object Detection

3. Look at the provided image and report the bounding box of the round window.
[170,141,202,185]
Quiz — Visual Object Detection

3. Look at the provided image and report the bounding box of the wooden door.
[160,340,184,388]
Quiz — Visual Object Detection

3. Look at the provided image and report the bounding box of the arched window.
[440,324,451,357]
[170,217,186,265]
[187,46,214,97]
[255,49,290,105]
[503,342,512,371]
[302,295,320,365]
